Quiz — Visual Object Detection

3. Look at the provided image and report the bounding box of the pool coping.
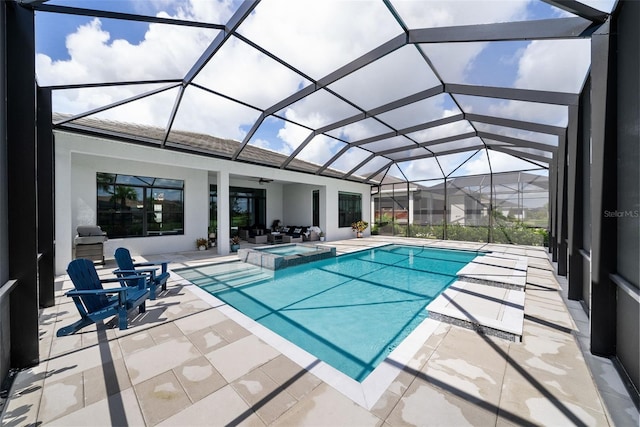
[426,253,529,341]
[186,279,441,410]
[426,280,525,342]
[175,242,520,410]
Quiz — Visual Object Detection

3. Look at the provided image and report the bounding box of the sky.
[34,0,617,181]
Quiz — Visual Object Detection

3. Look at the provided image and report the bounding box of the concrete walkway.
[1,237,637,426]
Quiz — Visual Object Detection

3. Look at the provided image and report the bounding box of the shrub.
[392,223,548,246]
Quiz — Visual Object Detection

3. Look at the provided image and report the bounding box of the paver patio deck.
[1,237,637,426]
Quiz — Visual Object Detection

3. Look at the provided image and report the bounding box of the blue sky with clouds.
[35,0,616,179]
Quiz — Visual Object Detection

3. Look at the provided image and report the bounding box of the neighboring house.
[372,172,548,228]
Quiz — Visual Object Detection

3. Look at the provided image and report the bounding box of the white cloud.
[294,133,343,166]
[484,39,589,128]
[333,118,392,143]
[277,120,313,154]
[421,42,489,84]
[172,85,261,140]
[251,138,289,155]
[38,2,242,133]
[239,0,401,80]
[409,117,474,143]
[193,36,308,110]
[38,17,214,129]
[328,45,441,111]
[398,157,444,181]
[488,150,544,172]
[474,123,557,146]
[392,0,531,28]
[396,0,530,84]
[514,40,591,93]
[455,149,545,177]
[457,149,491,176]
[330,146,371,173]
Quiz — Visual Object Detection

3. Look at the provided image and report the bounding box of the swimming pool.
[176,244,479,382]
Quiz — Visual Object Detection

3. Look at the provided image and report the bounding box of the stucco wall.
[282,183,316,227]
[325,185,372,241]
[70,152,208,258]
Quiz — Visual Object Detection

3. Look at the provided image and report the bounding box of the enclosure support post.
[6,1,40,368]
[443,178,447,240]
[589,18,617,356]
[567,103,584,300]
[488,170,494,243]
[557,132,568,277]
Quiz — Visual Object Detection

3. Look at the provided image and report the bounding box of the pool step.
[456,255,528,290]
[427,280,525,342]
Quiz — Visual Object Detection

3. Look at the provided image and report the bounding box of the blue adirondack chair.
[57,258,150,336]
[113,247,170,300]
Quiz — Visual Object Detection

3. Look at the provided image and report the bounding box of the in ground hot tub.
[237,243,336,270]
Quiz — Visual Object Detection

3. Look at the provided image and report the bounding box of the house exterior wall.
[282,183,316,227]
[54,130,371,274]
[449,199,465,225]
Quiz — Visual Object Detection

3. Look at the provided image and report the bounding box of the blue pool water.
[176,245,480,381]
[258,244,319,256]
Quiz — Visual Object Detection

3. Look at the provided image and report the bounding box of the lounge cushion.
[77,225,107,236]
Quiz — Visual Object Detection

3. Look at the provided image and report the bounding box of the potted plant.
[230,235,241,252]
[351,220,369,238]
[319,231,325,242]
[196,237,208,250]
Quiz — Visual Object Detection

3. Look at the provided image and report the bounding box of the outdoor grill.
[74,225,108,264]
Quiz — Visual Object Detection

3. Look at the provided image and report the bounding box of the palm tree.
[111,186,138,210]
[97,172,115,192]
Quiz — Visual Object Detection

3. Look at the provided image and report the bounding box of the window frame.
[96,172,184,238]
[338,191,362,228]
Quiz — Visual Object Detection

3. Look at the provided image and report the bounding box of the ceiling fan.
[258,178,273,185]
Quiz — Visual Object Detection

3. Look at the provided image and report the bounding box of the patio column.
[371,195,375,228]
[217,171,230,255]
[319,186,328,239]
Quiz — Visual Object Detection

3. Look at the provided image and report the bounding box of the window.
[230,187,266,229]
[210,185,217,233]
[338,192,362,228]
[313,190,319,226]
[97,173,184,238]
